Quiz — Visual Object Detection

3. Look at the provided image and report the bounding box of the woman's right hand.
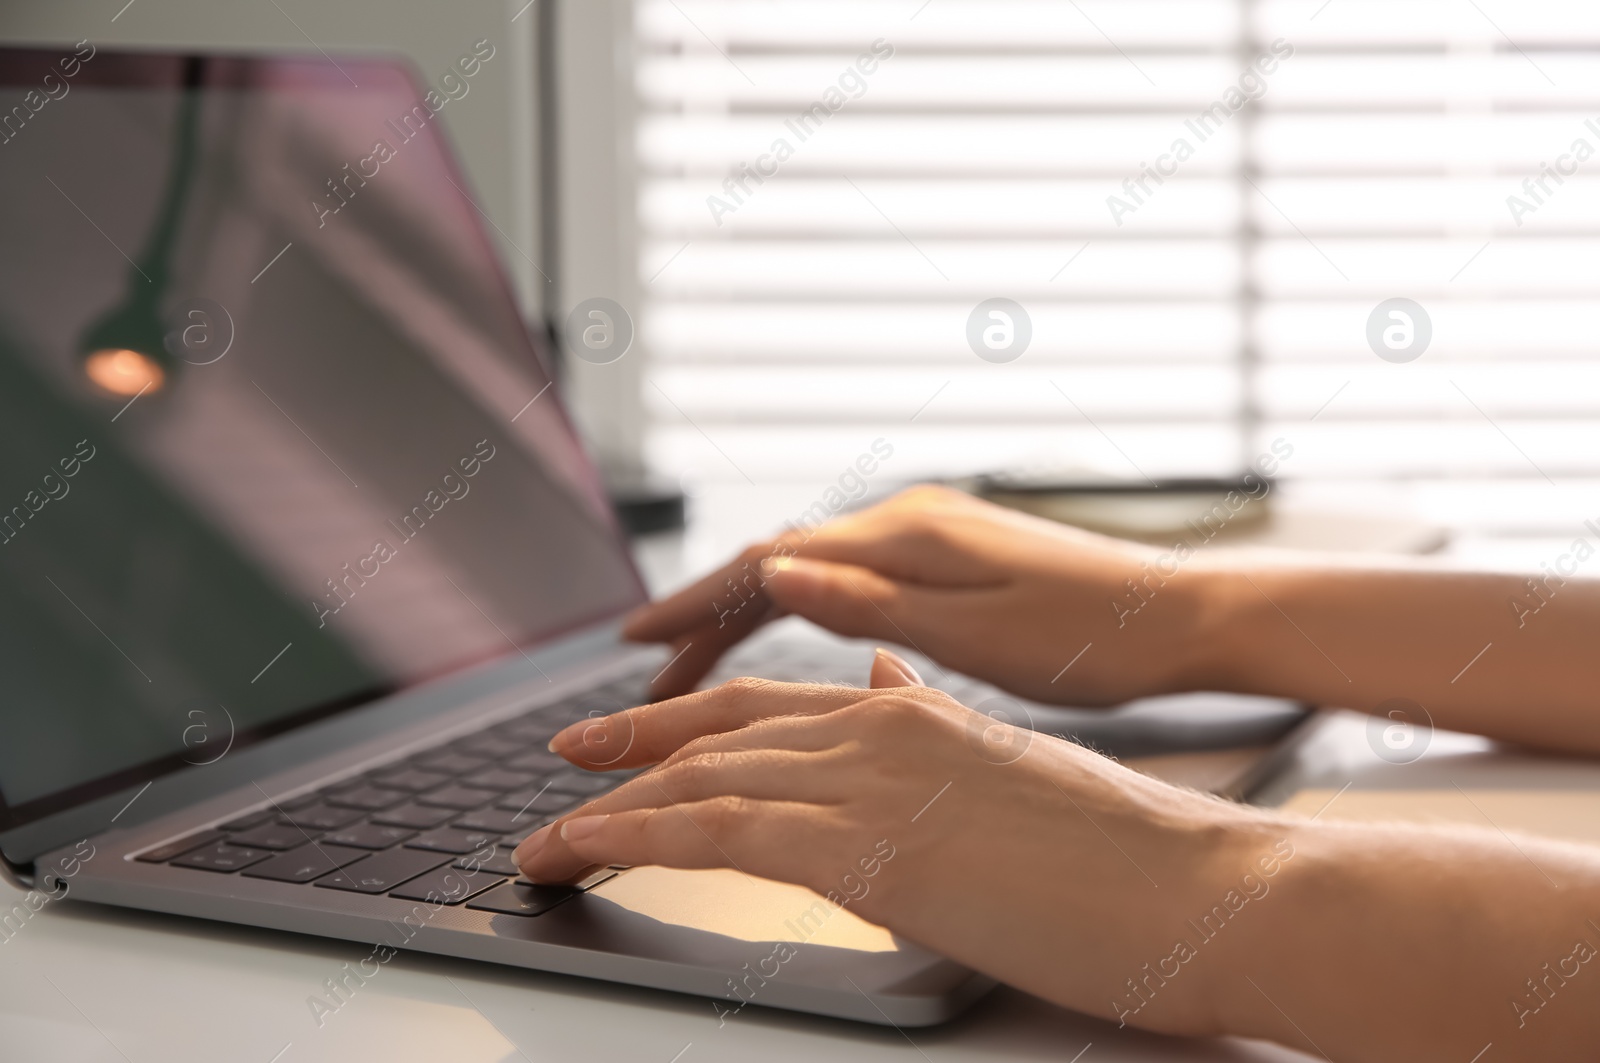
[627,485,1224,706]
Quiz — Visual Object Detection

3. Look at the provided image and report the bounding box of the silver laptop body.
[0,42,987,1027]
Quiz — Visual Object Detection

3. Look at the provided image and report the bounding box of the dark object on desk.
[606,470,687,536]
[968,470,1275,544]
[965,470,1450,554]
[976,471,1273,496]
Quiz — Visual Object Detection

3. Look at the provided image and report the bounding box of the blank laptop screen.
[0,48,646,830]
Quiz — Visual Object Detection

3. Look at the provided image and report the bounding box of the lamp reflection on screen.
[84,347,167,396]
[78,59,202,399]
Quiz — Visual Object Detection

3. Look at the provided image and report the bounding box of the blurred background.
[7,0,1599,572]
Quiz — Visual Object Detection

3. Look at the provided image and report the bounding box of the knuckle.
[852,693,930,730]
[673,733,725,763]
[912,686,964,711]
[838,697,880,724]
[904,518,959,553]
[891,483,960,508]
[739,541,776,569]
[670,750,725,788]
[636,804,665,840]
[720,675,770,697]
[881,509,955,554]
[698,794,751,838]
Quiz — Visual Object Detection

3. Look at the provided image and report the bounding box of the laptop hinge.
[1,853,35,892]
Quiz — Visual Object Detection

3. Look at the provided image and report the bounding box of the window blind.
[634,0,1600,543]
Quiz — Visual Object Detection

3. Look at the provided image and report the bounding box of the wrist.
[1110,805,1300,1036]
[1164,562,1260,693]
[1199,817,1572,1058]
[1186,814,1323,1038]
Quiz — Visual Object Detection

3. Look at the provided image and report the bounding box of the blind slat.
[634,0,1600,533]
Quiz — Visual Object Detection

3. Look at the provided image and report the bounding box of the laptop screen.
[0,47,646,832]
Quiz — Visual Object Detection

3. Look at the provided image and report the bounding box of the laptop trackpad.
[587,867,900,953]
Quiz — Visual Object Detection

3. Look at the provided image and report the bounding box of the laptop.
[0,44,1306,1027]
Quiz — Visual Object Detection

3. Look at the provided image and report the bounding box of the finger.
[622,749,852,812]
[549,678,876,769]
[622,541,793,644]
[642,558,932,697]
[515,748,848,880]
[761,556,934,644]
[518,798,838,888]
[620,504,976,646]
[646,609,769,701]
[870,647,924,688]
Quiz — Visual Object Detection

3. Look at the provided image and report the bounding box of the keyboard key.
[371,803,457,830]
[465,880,580,917]
[489,712,549,737]
[137,829,228,863]
[404,827,496,854]
[415,785,497,811]
[322,822,417,850]
[459,768,540,792]
[277,804,364,831]
[241,843,369,883]
[316,848,450,894]
[218,811,275,832]
[388,866,506,904]
[576,691,635,714]
[454,848,522,877]
[230,823,320,851]
[277,793,321,811]
[451,808,537,835]
[503,749,566,773]
[367,767,451,793]
[323,786,407,811]
[408,751,489,775]
[170,842,274,872]
[541,705,598,729]
[494,789,579,816]
[546,772,617,797]
[492,726,558,749]
[449,734,525,760]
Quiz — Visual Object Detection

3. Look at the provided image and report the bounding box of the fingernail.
[875,647,924,686]
[560,815,609,842]
[513,824,553,865]
[549,715,603,754]
[620,605,652,638]
[761,550,806,576]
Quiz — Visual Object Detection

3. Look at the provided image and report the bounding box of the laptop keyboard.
[136,669,654,915]
[133,629,939,918]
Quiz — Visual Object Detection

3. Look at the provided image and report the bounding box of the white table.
[0,885,1315,1063]
[6,499,1594,1063]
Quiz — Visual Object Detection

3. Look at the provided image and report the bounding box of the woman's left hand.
[514,649,1290,1038]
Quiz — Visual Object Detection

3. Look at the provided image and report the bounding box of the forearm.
[1210,817,1600,1061]
[1186,561,1600,753]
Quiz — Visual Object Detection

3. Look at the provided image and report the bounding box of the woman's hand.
[514,649,1283,1038]
[513,654,1600,1060]
[626,485,1224,706]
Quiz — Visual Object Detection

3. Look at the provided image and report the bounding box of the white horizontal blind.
[634,0,1600,541]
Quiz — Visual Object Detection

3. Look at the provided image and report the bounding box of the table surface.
[6,501,1596,1063]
